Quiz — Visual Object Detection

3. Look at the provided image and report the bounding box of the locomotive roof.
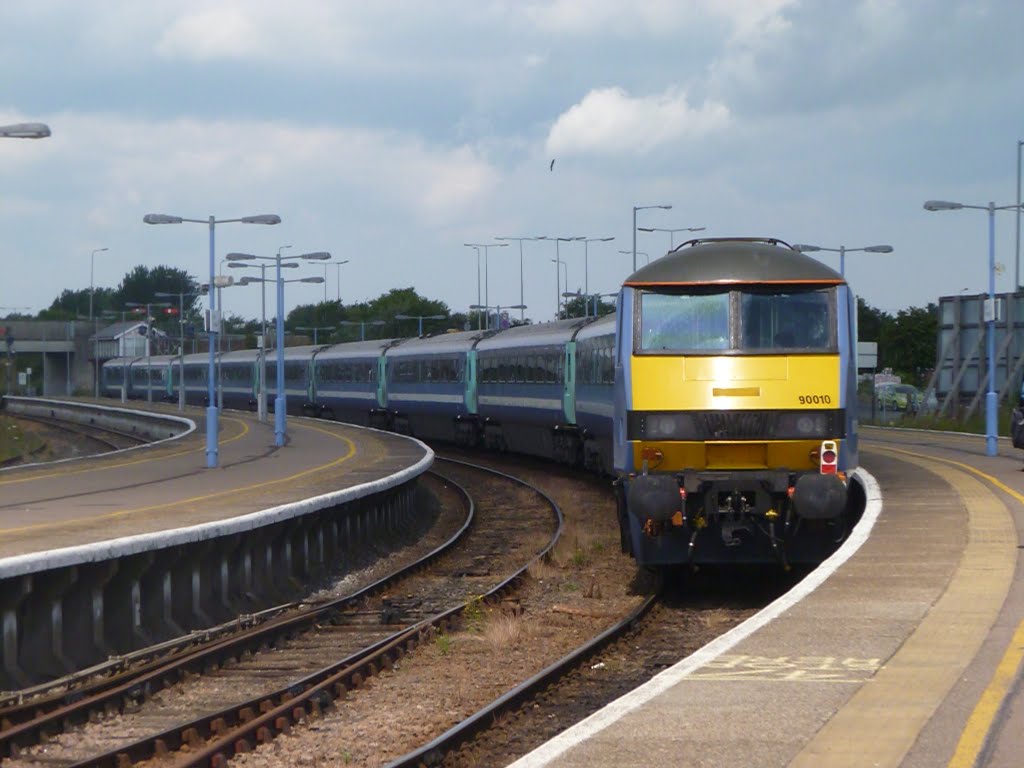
[624,238,845,287]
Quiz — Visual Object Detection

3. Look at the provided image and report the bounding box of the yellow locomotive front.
[614,238,857,567]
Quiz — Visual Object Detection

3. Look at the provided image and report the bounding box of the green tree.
[884,304,938,386]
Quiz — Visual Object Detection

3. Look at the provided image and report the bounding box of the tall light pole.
[89,247,109,397]
[1017,140,1023,292]
[925,199,1024,456]
[228,248,329,446]
[579,237,614,316]
[330,260,350,302]
[230,258,298,422]
[470,304,526,330]
[463,244,483,329]
[632,204,671,272]
[550,258,568,319]
[463,243,509,328]
[395,313,447,336]
[539,237,582,319]
[321,260,349,303]
[155,288,205,413]
[637,225,705,250]
[495,236,542,322]
[124,302,170,403]
[792,243,893,277]
[143,212,281,468]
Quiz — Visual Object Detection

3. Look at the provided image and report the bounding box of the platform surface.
[0,403,429,562]
[512,427,1024,768]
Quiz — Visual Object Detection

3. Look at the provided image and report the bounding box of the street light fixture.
[495,236,543,322]
[395,313,447,336]
[924,197,1024,457]
[469,304,526,330]
[632,204,671,272]
[637,225,706,249]
[228,249,329,445]
[338,319,386,341]
[550,257,569,319]
[89,247,109,398]
[143,212,281,468]
[295,325,335,344]
[792,243,893,277]
[0,123,51,139]
[330,260,350,303]
[620,249,649,266]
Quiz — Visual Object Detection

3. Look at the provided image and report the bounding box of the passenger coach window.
[639,292,729,352]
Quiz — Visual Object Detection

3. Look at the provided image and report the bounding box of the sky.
[1,0,1023,325]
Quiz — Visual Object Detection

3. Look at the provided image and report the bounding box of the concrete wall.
[0,399,433,688]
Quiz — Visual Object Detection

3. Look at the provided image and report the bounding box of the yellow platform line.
[0,416,251,487]
[0,425,356,539]
[789,447,1017,768]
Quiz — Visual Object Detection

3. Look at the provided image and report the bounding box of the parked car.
[876,383,923,414]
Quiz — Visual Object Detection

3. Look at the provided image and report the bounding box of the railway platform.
[0,399,432,688]
[512,428,1024,768]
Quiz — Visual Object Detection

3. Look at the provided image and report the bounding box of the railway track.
[0,412,147,465]
[0,458,563,767]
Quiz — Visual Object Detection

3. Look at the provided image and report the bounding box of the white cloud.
[545,87,730,156]
[155,7,264,59]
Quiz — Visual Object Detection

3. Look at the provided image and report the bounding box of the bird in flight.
[549,158,555,171]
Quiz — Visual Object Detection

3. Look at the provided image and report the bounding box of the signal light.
[819,440,838,474]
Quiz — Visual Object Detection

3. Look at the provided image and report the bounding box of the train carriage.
[475,318,592,461]
[309,338,402,424]
[100,356,141,400]
[380,329,489,441]
[616,238,857,566]
[265,345,321,416]
[217,349,260,411]
[574,313,617,473]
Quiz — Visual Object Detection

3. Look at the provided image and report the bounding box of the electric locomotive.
[615,237,857,567]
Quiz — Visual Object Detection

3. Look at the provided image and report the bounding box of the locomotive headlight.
[774,411,832,439]
[628,412,700,440]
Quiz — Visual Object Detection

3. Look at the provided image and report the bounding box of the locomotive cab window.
[636,285,836,354]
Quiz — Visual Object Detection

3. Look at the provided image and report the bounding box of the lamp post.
[632,204,671,272]
[330,261,350,302]
[925,198,1024,456]
[295,325,335,344]
[143,212,280,468]
[228,248,329,446]
[637,225,705,250]
[155,288,206,412]
[395,313,447,336]
[89,247,109,397]
[792,243,894,277]
[550,257,569,319]
[539,237,582,319]
[230,259,298,422]
[470,304,526,330]
[463,243,509,328]
[1016,140,1023,292]
[578,237,614,316]
[339,319,385,341]
[321,260,349,303]
[124,302,171,403]
[495,236,542,322]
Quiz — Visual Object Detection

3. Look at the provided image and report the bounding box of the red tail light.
[820,440,838,474]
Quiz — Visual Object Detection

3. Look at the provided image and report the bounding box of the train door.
[562,342,577,424]
[464,349,478,414]
[376,354,388,408]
